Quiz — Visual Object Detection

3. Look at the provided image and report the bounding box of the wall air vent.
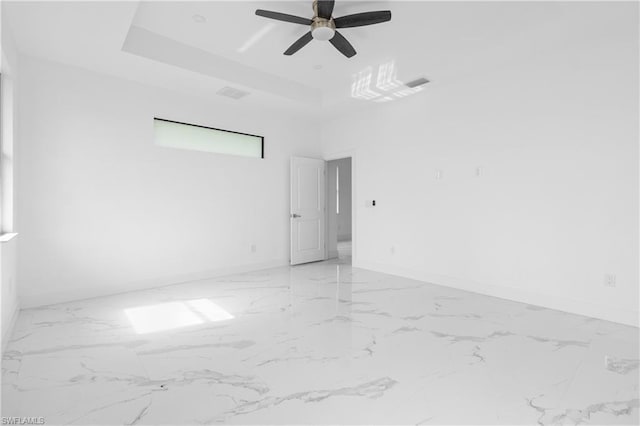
[405,77,430,88]
[216,86,250,100]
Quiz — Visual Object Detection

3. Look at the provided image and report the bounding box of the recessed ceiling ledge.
[122,25,322,106]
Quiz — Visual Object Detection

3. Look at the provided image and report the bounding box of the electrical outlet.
[251,244,257,253]
[476,167,483,177]
[436,170,443,180]
[390,246,396,255]
[604,274,616,287]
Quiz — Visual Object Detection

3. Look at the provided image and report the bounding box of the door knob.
[291,213,302,218]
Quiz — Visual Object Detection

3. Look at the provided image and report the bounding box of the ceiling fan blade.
[255,9,312,25]
[284,31,314,55]
[334,10,392,28]
[329,31,356,58]
[316,0,335,19]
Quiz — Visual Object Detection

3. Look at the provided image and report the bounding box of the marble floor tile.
[2,259,638,425]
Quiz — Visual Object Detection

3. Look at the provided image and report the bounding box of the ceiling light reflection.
[125,299,234,334]
[238,23,275,53]
[374,96,393,103]
[393,86,423,98]
[376,61,402,91]
[351,60,426,103]
[351,67,381,100]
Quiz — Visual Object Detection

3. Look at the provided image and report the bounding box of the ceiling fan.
[255,0,391,58]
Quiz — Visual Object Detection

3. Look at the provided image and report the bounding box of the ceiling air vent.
[217,86,250,100]
[405,77,430,88]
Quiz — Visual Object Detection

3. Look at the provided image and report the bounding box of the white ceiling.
[3,1,627,118]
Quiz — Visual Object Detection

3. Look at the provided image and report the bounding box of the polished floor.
[337,239,352,259]
[2,259,638,425]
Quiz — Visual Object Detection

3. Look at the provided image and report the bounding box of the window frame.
[153,117,265,159]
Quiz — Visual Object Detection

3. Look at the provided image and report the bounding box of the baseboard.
[355,260,639,328]
[20,259,290,309]
[2,302,19,353]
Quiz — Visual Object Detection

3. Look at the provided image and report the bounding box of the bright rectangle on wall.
[153,117,264,158]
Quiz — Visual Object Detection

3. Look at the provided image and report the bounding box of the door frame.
[323,150,357,263]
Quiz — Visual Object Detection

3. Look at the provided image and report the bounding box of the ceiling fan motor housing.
[311,17,336,41]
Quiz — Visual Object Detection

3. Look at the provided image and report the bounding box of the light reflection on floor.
[124,299,234,334]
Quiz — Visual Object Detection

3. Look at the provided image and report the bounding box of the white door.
[290,157,326,265]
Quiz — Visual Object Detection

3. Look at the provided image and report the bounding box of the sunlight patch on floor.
[124,299,234,334]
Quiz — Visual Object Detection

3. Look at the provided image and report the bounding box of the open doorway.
[327,157,352,261]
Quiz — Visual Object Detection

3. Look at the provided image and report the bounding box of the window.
[153,118,264,159]
[336,166,340,214]
[0,70,16,235]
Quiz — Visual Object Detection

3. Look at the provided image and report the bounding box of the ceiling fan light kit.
[311,18,335,41]
[255,0,392,58]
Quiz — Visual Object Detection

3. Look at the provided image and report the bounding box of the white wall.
[1,8,20,350]
[0,238,18,348]
[322,3,639,326]
[17,55,322,308]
